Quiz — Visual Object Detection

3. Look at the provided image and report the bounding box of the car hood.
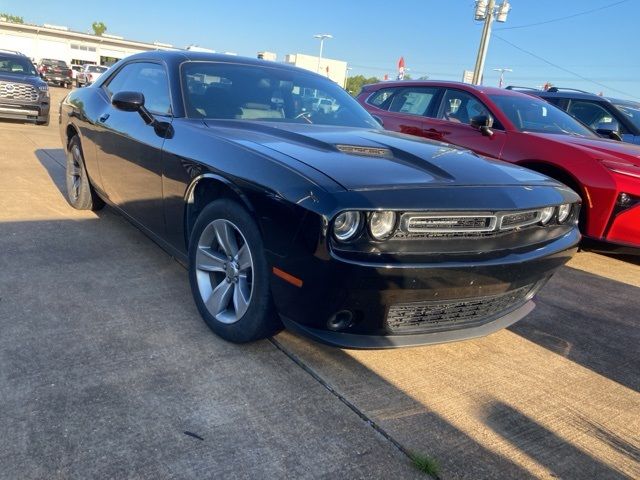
[528,132,640,167]
[204,121,556,191]
[0,73,42,85]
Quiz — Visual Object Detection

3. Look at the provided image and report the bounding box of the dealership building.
[0,19,177,67]
[1,19,349,86]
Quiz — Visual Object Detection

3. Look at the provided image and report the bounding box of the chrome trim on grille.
[402,213,497,233]
[0,81,39,102]
[397,209,548,239]
[499,210,543,230]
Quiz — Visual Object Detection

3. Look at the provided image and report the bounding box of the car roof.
[362,80,525,97]
[122,50,323,77]
[525,88,612,102]
[607,97,640,107]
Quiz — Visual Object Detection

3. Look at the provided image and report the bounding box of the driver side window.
[438,89,495,127]
[104,62,171,115]
[568,100,621,132]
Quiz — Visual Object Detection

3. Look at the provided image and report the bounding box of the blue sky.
[2,0,638,100]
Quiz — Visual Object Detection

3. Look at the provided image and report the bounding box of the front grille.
[0,82,39,101]
[386,284,534,333]
[396,210,543,239]
[407,215,494,232]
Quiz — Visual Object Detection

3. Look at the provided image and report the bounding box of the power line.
[493,34,640,100]
[496,0,629,30]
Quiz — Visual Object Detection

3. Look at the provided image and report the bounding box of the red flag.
[384,74,389,81]
[397,56,405,80]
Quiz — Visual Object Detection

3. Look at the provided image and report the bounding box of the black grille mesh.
[386,284,534,333]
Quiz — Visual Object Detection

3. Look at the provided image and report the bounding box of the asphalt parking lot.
[1,87,639,479]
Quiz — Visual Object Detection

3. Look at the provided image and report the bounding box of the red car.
[358,81,640,250]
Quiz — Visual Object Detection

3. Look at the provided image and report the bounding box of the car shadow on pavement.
[35,148,67,187]
[510,265,640,392]
[479,400,631,479]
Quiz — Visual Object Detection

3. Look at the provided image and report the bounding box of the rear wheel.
[188,199,281,343]
[65,136,104,210]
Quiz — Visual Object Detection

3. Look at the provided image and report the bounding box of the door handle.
[98,113,110,123]
[425,128,443,138]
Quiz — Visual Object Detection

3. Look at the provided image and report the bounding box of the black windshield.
[181,62,379,128]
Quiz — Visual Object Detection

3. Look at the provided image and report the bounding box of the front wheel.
[188,199,281,343]
[65,136,104,210]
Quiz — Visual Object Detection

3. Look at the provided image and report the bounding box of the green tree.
[0,13,24,23]
[345,75,380,96]
[91,21,107,36]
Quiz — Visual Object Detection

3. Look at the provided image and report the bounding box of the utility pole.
[313,34,332,74]
[472,0,510,85]
[493,67,512,87]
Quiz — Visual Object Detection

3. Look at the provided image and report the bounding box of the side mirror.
[372,115,384,127]
[595,127,622,141]
[470,115,494,137]
[111,91,155,125]
[112,91,145,112]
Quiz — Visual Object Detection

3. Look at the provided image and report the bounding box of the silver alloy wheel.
[67,145,82,201]
[195,219,254,324]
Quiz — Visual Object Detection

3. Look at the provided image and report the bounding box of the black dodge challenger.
[58,51,580,348]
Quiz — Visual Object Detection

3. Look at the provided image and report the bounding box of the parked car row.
[58,52,581,349]
[357,81,640,251]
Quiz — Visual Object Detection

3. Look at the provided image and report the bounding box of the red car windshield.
[490,94,597,137]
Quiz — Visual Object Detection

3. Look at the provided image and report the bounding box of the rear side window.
[387,88,439,116]
[104,62,171,115]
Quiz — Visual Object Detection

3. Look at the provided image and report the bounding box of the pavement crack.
[268,336,433,477]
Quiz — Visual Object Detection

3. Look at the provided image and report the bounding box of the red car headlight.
[599,159,640,180]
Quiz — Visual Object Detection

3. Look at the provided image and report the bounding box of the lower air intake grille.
[386,284,534,334]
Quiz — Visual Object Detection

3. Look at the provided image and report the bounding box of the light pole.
[493,67,512,88]
[313,34,333,74]
[472,0,510,85]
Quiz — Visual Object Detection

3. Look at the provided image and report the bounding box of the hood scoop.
[335,144,392,158]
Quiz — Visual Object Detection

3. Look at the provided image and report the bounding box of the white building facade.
[0,20,177,66]
[284,53,347,87]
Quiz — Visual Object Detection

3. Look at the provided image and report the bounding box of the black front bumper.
[270,229,579,349]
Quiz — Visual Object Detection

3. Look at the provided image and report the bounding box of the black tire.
[188,199,281,343]
[65,136,105,211]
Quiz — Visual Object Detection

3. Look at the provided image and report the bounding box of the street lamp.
[472,1,511,85]
[313,34,333,74]
[493,67,512,88]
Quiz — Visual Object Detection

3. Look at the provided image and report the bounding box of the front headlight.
[333,211,362,241]
[540,206,555,225]
[557,204,571,223]
[369,211,397,240]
